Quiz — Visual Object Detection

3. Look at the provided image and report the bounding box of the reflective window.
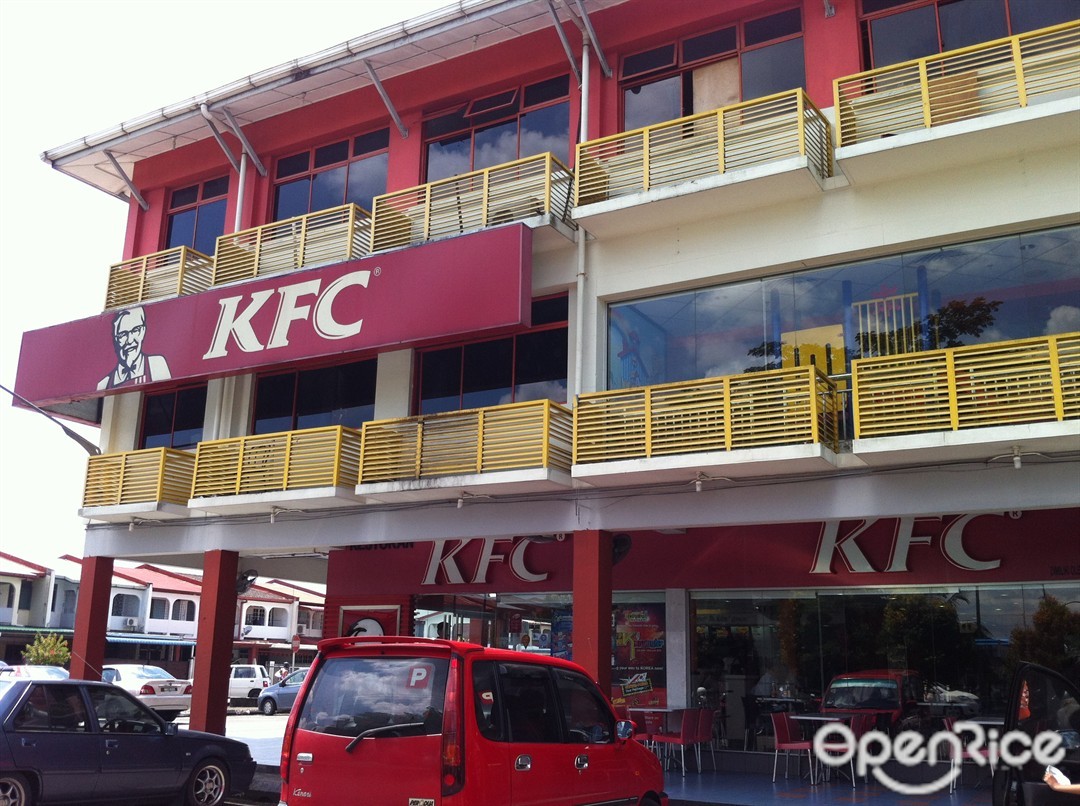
[608,225,1080,390]
[273,129,390,220]
[424,76,570,182]
[1008,0,1079,34]
[172,599,196,621]
[417,296,568,414]
[245,606,266,626]
[140,385,207,450]
[111,594,140,618]
[14,684,90,732]
[166,176,228,255]
[253,359,377,434]
[150,598,168,619]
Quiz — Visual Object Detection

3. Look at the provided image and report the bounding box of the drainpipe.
[574,40,590,398]
[235,152,248,233]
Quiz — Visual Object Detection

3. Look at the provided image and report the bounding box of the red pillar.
[572,530,613,694]
[189,550,238,735]
[70,556,113,680]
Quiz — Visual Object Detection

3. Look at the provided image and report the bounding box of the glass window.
[939,0,1008,50]
[608,224,1080,390]
[1008,0,1079,34]
[88,686,162,734]
[150,598,168,619]
[621,11,804,129]
[555,668,615,744]
[245,606,266,626]
[297,656,449,737]
[140,385,207,450]
[417,296,568,414]
[499,662,563,743]
[253,359,377,434]
[111,594,140,618]
[424,77,570,182]
[273,129,390,220]
[172,600,196,621]
[165,177,228,255]
[14,684,90,732]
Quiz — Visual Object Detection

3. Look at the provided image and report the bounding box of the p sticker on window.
[407,664,433,689]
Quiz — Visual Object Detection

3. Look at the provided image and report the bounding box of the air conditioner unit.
[296,625,306,636]
[124,617,138,628]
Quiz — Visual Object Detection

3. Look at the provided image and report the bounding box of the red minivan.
[278,636,669,805]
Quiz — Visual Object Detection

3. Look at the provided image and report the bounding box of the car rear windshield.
[297,656,448,738]
[824,678,899,709]
[126,666,174,680]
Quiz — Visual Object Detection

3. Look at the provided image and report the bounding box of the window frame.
[138,383,208,451]
[164,176,229,255]
[251,356,379,435]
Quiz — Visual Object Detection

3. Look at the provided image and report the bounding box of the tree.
[1007,596,1080,676]
[22,632,71,667]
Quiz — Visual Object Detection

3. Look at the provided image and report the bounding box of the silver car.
[102,664,192,722]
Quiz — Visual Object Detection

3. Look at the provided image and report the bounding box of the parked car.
[229,663,270,703]
[102,664,192,722]
[927,681,981,716]
[257,667,309,715]
[0,677,255,805]
[278,635,668,805]
[820,669,924,734]
[0,666,69,680]
[992,662,1080,805]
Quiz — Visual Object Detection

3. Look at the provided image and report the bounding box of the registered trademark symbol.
[373,266,382,277]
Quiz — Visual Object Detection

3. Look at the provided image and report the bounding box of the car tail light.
[262,680,269,687]
[441,655,464,796]
[140,684,154,696]
[183,685,193,695]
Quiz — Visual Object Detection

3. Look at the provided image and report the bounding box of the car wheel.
[184,759,229,806]
[0,772,31,806]
[259,698,277,716]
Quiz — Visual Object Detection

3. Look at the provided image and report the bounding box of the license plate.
[161,686,177,692]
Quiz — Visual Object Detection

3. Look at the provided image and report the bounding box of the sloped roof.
[0,552,50,580]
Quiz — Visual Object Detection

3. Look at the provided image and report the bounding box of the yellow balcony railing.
[852,332,1080,438]
[574,366,839,464]
[212,204,371,287]
[191,425,362,498]
[82,448,195,508]
[358,399,573,483]
[104,246,214,310]
[370,153,574,252]
[835,20,1080,147]
[575,89,832,207]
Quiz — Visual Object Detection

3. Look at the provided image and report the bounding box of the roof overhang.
[41,0,628,201]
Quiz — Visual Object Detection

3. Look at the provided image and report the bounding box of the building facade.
[14,0,1080,736]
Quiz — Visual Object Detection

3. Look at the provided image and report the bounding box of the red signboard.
[15,226,532,407]
[328,509,1080,595]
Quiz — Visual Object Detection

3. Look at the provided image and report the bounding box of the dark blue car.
[257,667,309,715]
[0,677,255,805]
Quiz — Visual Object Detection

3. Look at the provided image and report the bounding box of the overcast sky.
[0,0,446,567]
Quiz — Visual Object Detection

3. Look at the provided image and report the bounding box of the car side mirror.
[615,719,634,741]
[165,722,179,736]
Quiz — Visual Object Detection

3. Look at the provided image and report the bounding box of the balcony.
[79,448,196,523]
[573,89,834,238]
[573,366,841,487]
[370,153,575,254]
[212,203,371,287]
[104,246,214,310]
[852,332,1080,465]
[835,21,1080,183]
[189,425,362,515]
[356,399,573,503]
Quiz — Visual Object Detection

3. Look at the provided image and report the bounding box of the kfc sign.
[421,538,550,586]
[15,226,531,408]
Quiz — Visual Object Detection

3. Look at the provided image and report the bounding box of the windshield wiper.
[345,722,424,752]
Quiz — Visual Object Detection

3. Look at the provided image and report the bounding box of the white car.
[229,663,271,702]
[0,665,69,679]
[102,663,192,721]
[927,682,981,716]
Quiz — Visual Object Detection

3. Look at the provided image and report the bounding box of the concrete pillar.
[189,550,238,735]
[572,529,613,693]
[70,556,114,680]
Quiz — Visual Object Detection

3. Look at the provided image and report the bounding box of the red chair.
[695,708,716,771]
[817,712,876,787]
[943,716,991,791]
[653,708,701,776]
[771,710,815,785]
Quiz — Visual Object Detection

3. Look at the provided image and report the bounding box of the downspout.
[235,152,248,233]
[574,40,590,398]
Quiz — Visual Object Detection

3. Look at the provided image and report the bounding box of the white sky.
[0,0,446,567]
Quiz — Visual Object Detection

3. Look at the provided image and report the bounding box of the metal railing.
[835,20,1080,148]
[104,246,214,310]
[212,204,371,287]
[370,153,574,252]
[82,448,196,508]
[190,425,362,498]
[358,399,573,483]
[852,332,1080,438]
[574,366,839,464]
[575,89,832,207]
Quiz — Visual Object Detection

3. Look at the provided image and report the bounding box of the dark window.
[1008,0,1078,34]
[141,385,207,450]
[556,668,615,744]
[273,129,390,220]
[253,359,377,434]
[499,662,562,743]
[417,296,568,414]
[150,598,168,619]
[165,177,228,255]
[18,581,32,611]
[621,10,804,130]
[424,76,571,181]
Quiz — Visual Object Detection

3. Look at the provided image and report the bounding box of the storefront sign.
[15,226,531,407]
[329,509,1078,594]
